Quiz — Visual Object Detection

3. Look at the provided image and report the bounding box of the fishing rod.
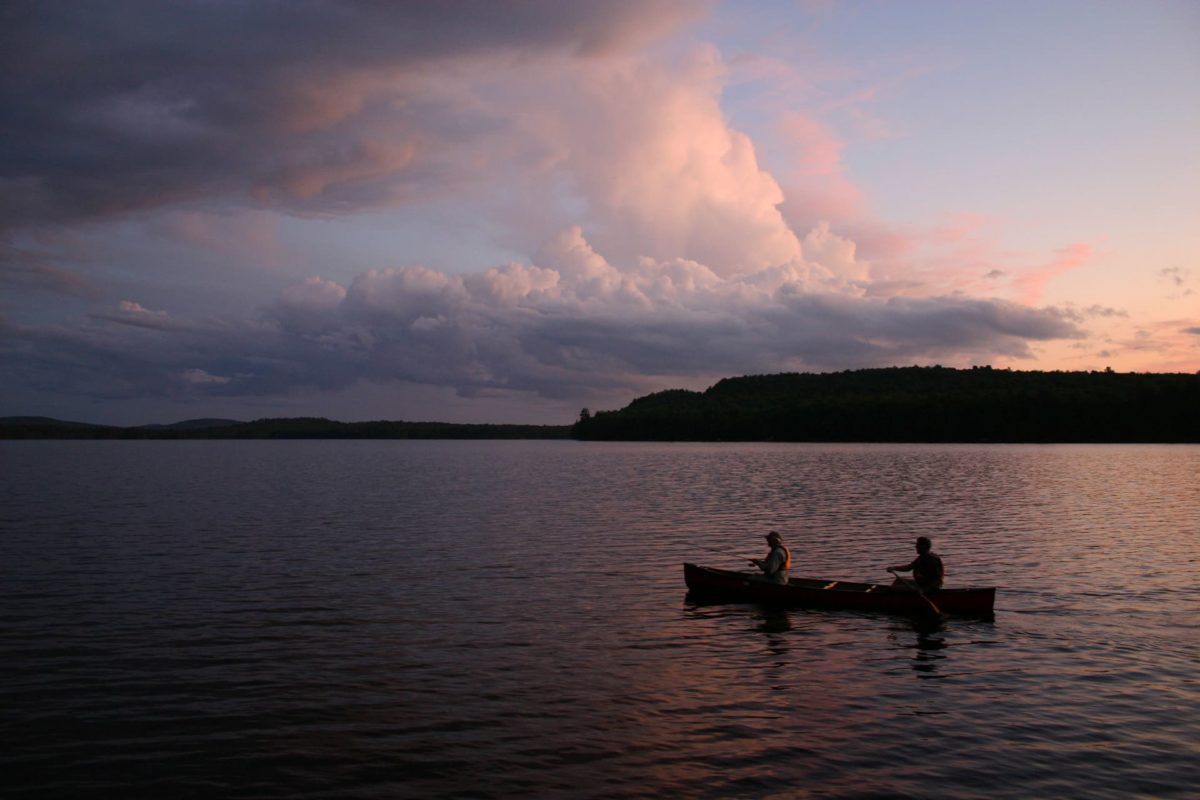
[693,542,758,566]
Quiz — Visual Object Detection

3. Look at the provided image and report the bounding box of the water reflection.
[886,615,1001,682]
[907,616,948,678]
[682,597,792,631]
[754,607,792,635]
[5,441,1197,799]
[754,607,792,669]
[686,597,991,682]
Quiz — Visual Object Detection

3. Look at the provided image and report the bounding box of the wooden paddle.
[888,568,942,615]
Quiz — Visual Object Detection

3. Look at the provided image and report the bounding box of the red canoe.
[684,563,995,616]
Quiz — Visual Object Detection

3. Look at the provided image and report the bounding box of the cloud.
[2,3,804,280]
[2,228,1084,407]
[1,1,710,231]
[777,112,864,227]
[1009,243,1092,305]
[3,2,1157,420]
[1183,327,1200,336]
[1083,305,1127,318]
[152,210,284,266]
[852,216,1096,306]
[178,368,230,385]
[90,300,173,330]
[1160,267,1186,287]
[494,46,804,276]
[1159,266,1194,297]
[0,241,96,298]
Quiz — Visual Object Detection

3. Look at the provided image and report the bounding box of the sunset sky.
[2,1,1197,425]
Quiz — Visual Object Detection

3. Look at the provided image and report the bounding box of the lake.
[2,440,1198,798]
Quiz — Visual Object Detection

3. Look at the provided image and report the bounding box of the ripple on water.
[1,440,1198,798]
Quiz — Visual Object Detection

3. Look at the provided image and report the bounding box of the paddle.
[888,568,942,615]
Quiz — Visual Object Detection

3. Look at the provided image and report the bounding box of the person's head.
[766,531,783,546]
[915,536,932,554]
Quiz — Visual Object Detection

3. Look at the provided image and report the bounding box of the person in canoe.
[749,531,791,584]
[887,536,944,591]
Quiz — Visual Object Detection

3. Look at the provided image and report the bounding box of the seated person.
[887,536,944,591]
[750,531,791,585]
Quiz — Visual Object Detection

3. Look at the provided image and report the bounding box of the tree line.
[571,366,1200,442]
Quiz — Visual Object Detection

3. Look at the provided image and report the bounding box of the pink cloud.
[89,300,173,330]
[280,277,348,316]
[780,113,845,177]
[9,1,1175,417]
[776,112,864,227]
[851,217,1003,296]
[483,46,805,276]
[156,210,284,267]
[0,241,97,298]
[843,213,1095,311]
[1012,243,1092,305]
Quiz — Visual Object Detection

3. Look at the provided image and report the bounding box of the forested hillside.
[571,366,1200,442]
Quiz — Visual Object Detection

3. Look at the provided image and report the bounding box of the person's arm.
[761,548,784,576]
[886,557,917,573]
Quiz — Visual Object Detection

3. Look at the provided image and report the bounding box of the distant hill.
[571,366,1200,443]
[0,416,117,430]
[133,418,242,431]
[0,417,118,437]
[0,416,571,440]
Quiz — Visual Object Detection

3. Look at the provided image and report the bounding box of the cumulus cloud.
[483,46,805,275]
[2,227,1084,407]
[0,1,709,230]
[602,55,801,274]
[777,112,864,228]
[0,2,1125,419]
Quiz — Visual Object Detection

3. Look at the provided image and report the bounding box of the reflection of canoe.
[684,563,995,616]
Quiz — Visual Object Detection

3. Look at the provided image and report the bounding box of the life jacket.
[775,544,791,573]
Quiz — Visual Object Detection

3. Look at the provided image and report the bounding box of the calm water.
[2,441,1198,798]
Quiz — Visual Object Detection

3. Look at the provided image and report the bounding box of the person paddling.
[749,531,791,585]
[887,536,944,591]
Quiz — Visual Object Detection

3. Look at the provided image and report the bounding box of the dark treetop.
[570,366,1200,442]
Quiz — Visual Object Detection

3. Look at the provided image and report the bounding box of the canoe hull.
[684,563,995,616]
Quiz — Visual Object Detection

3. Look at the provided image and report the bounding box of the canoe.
[684,563,995,616]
